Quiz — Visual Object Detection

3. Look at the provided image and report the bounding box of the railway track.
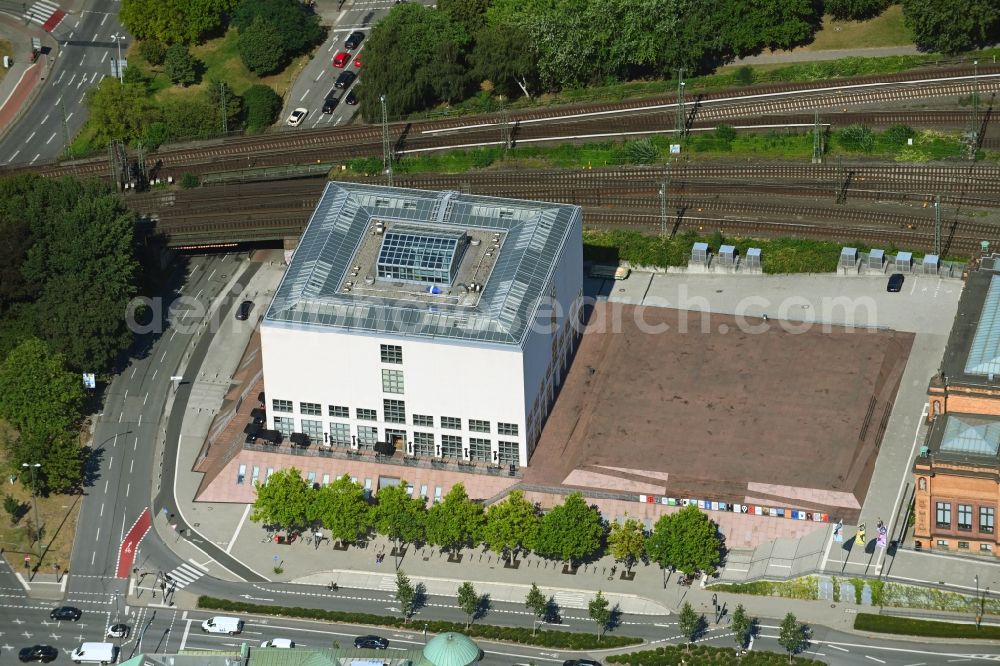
[15,69,1000,180]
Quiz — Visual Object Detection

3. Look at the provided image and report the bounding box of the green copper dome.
[422,633,480,666]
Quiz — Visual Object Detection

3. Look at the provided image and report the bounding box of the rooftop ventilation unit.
[471,238,481,246]
[375,198,390,206]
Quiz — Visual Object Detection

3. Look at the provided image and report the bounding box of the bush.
[715,124,737,143]
[196,596,642,649]
[837,124,875,153]
[854,613,1000,639]
[881,123,916,148]
[824,0,890,21]
[625,139,659,164]
[606,645,826,665]
[138,39,166,66]
[733,65,755,85]
[180,173,199,188]
[243,84,283,130]
[164,43,199,86]
[710,577,819,600]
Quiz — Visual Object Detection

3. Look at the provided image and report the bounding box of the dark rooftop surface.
[524,303,914,517]
[942,265,1000,386]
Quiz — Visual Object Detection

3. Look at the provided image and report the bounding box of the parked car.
[345,90,358,106]
[335,70,356,89]
[332,51,349,68]
[353,635,388,649]
[887,273,904,292]
[344,31,364,49]
[563,660,601,666]
[235,300,254,320]
[323,93,340,114]
[18,645,58,663]
[286,108,308,127]
[50,606,82,621]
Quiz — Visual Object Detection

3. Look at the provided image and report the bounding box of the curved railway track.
[15,68,1000,180]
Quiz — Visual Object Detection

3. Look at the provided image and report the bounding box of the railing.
[200,163,333,185]
[243,441,523,478]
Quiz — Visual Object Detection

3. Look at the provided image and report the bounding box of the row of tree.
[360,0,998,121]
[0,175,141,494]
[250,471,723,575]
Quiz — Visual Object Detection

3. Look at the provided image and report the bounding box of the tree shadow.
[543,596,562,624]
[412,582,427,613]
[605,603,624,635]
[474,593,491,622]
[81,445,107,489]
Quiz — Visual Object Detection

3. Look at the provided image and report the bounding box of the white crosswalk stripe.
[164,563,204,589]
[25,0,60,25]
[553,591,586,608]
[378,576,396,591]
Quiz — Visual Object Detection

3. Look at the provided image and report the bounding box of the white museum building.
[259,182,583,469]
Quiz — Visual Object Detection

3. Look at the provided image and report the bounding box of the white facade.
[258,183,583,468]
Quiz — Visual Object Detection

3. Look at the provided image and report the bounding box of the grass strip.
[855,612,1000,639]
[606,645,825,665]
[196,596,642,649]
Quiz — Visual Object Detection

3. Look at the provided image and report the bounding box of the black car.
[323,93,340,114]
[563,661,600,666]
[887,273,904,292]
[49,606,82,621]
[235,300,254,320]
[354,635,389,649]
[18,645,58,663]
[344,31,364,50]
[335,70,356,89]
[345,90,358,106]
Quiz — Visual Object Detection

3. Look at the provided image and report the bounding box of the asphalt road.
[0,0,127,165]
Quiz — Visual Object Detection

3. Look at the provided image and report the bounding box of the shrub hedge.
[854,613,1000,639]
[606,645,825,665]
[197,596,642,649]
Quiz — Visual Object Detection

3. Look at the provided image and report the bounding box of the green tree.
[2,495,21,525]
[902,0,999,53]
[647,505,722,576]
[373,482,427,567]
[231,0,324,55]
[242,84,283,130]
[587,590,611,639]
[121,64,149,87]
[85,77,157,144]
[439,0,491,35]
[534,492,604,568]
[311,475,372,545]
[205,80,245,133]
[238,15,285,75]
[607,516,646,575]
[825,0,889,20]
[120,0,236,44]
[457,581,480,628]
[482,489,540,559]
[250,467,313,530]
[395,570,417,621]
[525,583,546,635]
[470,25,538,98]
[678,601,701,643]
[160,96,218,140]
[164,43,199,86]
[731,603,752,649]
[778,612,807,663]
[138,39,167,66]
[425,483,485,553]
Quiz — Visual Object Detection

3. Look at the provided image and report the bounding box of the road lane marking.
[101,51,107,62]
[66,112,74,121]
[126,483,130,497]
[100,13,107,25]
[131,367,136,379]
[41,113,50,124]
[100,503,104,517]
[45,132,56,144]
[830,645,850,652]
[865,657,886,664]
[179,619,192,650]
[9,150,19,161]
[26,131,36,142]
[95,527,100,542]
[109,456,113,469]
[299,89,310,101]
[104,479,108,493]
[130,459,134,473]
[225,504,252,554]
[30,154,40,163]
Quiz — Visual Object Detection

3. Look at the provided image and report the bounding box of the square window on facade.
[935,502,951,529]
[301,419,323,442]
[498,422,519,436]
[420,484,428,499]
[357,408,377,421]
[322,473,330,486]
[469,437,491,462]
[301,402,321,416]
[413,431,435,456]
[441,434,462,458]
[266,467,274,481]
[380,344,403,364]
[958,541,969,549]
[329,422,351,446]
[981,506,995,534]
[498,440,520,466]
[251,466,260,485]
[328,405,349,418]
[236,464,246,485]
[307,471,316,484]
[273,399,292,413]
[384,399,406,424]
[937,539,948,547]
[982,543,993,552]
[382,369,405,394]
[413,414,434,428]
[958,504,973,531]
[441,416,461,430]
[357,426,377,450]
[273,416,293,436]
[385,428,407,448]
[469,419,490,433]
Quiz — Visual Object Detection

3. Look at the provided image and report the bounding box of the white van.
[71,642,117,664]
[201,616,244,635]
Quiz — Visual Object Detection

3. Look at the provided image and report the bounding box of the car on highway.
[18,645,58,663]
[887,273,904,292]
[333,51,350,68]
[335,70,356,89]
[50,606,82,621]
[323,90,340,114]
[260,638,295,648]
[353,635,388,649]
[235,299,254,320]
[286,108,308,127]
[345,31,364,49]
[345,90,358,106]
[107,624,130,639]
[563,660,601,666]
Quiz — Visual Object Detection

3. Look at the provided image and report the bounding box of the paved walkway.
[0,12,57,142]
[735,45,921,66]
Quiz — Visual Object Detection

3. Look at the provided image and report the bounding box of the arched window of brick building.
[918,477,926,491]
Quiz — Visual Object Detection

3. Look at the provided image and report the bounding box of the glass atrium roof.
[940,414,1000,457]
[377,226,466,284]
[264,182,581,348]
[965,274,1000,376]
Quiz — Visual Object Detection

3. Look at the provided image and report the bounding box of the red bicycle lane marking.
[115,507,151,578]
[0,64,42,132]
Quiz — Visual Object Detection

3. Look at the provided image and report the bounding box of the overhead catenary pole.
[380,94,393,187]
[498,95,511,154]
[812,110,823,164]
[21,463,41,557]
[934,194,942,257]
[220,81,228,134]
[973,59,980,161]
[659,161,672,238]
[675,68,687,138]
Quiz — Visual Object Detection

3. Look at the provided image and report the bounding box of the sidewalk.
[734,45,921,66]
[0,12,58,143]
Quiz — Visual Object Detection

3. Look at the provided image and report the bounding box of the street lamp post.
[21,463,41,556]
[112,34,125,83]
[975,575,981,630]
